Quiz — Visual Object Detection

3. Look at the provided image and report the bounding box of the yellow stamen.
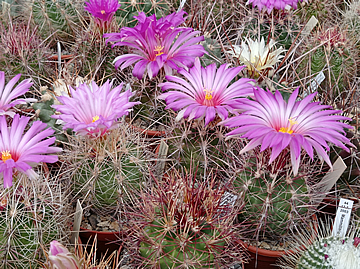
[154,45,164,57]
[101,10,106,14]
[204,88,213,101]
[1,150,12,163]
[278,117,298,134]
[92,115,100,123]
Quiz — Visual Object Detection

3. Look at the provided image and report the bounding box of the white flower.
[227,37,285,78]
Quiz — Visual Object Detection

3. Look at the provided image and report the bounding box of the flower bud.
[48,241,80,269]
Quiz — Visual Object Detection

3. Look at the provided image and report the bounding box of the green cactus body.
[168,120,226,177]
[131,173,245,268]
[117,0,169,28]
[0,18,51,79]
[28,0,82,43]
[73,154,142,212]
[139,211,226,268]
[33,97,69,142]
[297,26,358,99]
[308,44,356,93]
[242,16,300,50]
[236,164,310,238]
[0,178,64,268]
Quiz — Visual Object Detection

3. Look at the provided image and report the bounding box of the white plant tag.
[301,16,318,37]
[218,191,238,217]
[155,140,168,178]
[306,71,325,95]
[332,198,354,238]
[220,191,238,207]
[71,200,83,244]
[312,157,346,205]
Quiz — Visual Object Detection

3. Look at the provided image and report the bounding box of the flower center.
[204,88,213,101]
[278,117,298,134]
[92,115,100,123]
[101,10,106,14]
[154,45,164,57]
[1,150,12,163]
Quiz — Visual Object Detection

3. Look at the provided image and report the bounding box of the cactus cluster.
[167,118,227,178]
[68,123,150,216]
[0,16,51,79]
[0,173,66,268]
[223,142,320,241]
[127,170,247,268]
[297,24,358,102]
[26,0,83,44]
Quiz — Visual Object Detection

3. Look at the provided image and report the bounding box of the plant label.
[312,157,346,205]
[155,140,168,178]
[71,199,83,244]
[302,16,318,37]
[332,198,354,238]
[306,71,325,95]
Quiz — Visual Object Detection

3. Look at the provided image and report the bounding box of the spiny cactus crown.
[127,170,247,268]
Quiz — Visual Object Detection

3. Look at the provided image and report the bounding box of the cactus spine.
[69,124,149,216]
[127,171,247,268]
[0,174,66,268]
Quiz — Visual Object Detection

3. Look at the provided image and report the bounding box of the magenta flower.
[84,0,120,29]
[52,80,140,138]
[104,11,206,79]
[0,115,61,188]
[158,58,256,126]
[48,241,80,269]
[247,0,305,13]
[221,88,354,175]
[0,71,36,117]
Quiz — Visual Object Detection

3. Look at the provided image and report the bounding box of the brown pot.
[243,243,286,269]
[79,227,123,261]
[243,215,318,269]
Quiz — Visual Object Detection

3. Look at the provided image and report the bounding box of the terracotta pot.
[243,215,318,269]
[79,227,123,261]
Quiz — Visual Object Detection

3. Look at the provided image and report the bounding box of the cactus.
[127,170,247,268]
[26,0,83,43]
[68,123,150,216]
[297,24,358,102]
[239,12,302,51]
[0,173,67,268]
[33,92,69,143]
[223,142,321,241]
[167,118,228,179]
[116,0,169,28]
[0,17,51,79]
[279,222,360,269]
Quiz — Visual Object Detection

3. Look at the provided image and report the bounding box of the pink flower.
[247,0,305,13]
[222,88,354,175]
[0,115,61,188]
[158,58,256,126]
[52,80,140,138]
[0,71,36,117]
[104,11,206,79]
[84,0,120,29]
[48,241,80,269]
